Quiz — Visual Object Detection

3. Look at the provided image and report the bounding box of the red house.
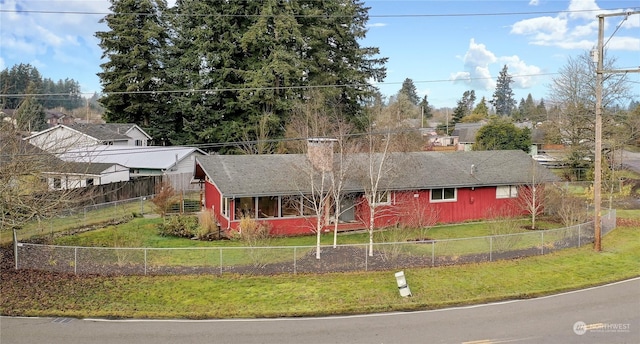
[193,145,558,236]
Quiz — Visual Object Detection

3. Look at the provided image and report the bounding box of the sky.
[1,0,639,109]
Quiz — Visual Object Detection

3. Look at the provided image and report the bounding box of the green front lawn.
[2,221,638,319]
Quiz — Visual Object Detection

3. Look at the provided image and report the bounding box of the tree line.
[1,63,85,111]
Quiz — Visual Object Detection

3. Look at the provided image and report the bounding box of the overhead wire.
[2,72,561,98]
[1,6,636,18]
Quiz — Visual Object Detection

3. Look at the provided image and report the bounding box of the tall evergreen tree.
[533,98,548,122]
[474,97,489,116]
[14,83,46,132]
[418,95,433,121]
[166,0,255,147]
[490,65,516,116]
[398,78,419,105]
[238,0,305,140]
[451,90,475,123]
[96,0,169,126]
[298,0,387,130]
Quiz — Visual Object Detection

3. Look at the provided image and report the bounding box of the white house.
[58,146,208,192]
[43,162,130,190]
[25,123,152,153]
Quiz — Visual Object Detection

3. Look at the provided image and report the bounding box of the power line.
[1,72,560,98]
[3,127,428,158]
[1,7,635,18]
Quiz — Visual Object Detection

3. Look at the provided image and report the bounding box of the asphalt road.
[2,277,638,344]
[618,150,640,173]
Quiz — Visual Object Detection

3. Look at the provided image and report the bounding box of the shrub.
[151,182,180,217]
[229,215,272,267]
[157,215,199,238]
[230,215,271,245]
[197,211,221,240]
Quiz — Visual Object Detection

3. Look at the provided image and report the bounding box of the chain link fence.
[14,210,617,276]
[11,193,201,243]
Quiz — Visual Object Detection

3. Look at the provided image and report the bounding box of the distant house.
[194,146,558,236]
[0,131,129,191]
[59,145,208,192]
[43,162,130,190]
[452,121,546,155]
[44,110,75,128]
[25,123,152,152]
[417,127,457,151]
[452,122,484,151]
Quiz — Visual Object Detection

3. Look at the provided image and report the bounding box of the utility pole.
[594,15,604,252]
[593,11,640,252]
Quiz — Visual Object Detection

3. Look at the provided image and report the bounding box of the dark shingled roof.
[68,123,139,141]
[45,161,123,175]
[195,150,559,198]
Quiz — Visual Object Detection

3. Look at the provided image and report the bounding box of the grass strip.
[1,223,638,319]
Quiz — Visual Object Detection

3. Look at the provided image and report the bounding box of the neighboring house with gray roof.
[42,161,130,190]
[1,131,129,191]
[44,110,75,128]
[452,121,546,154]
[194,147,558,236]
[59,145,207,191]
[24,123,151,153]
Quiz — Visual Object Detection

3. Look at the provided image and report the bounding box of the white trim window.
[222,197,229,218]
[430,188,456,202]
[496,185,518,199]
[373,191,391,206]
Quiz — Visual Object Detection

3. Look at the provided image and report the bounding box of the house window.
[258,196,279,218]
[235,197,255,219]
[53,178,62,189]
[222,198,229,217]
[430,188,456,202]
[135,139,143,146]
[86,178,94,186]
[373,191,391,205]
[281,195,302,217]
[302,196,316,216]
[496,185,518,199]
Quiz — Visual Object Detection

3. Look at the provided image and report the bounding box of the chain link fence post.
[489,236,493,261]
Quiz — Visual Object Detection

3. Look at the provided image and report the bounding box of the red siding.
[203,180,528,236]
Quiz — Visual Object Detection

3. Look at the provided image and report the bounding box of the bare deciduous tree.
[547,51,632,172]
[515,160,548,230]
[1,125,88,268]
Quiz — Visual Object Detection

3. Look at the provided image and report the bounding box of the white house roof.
[59,146,207,170]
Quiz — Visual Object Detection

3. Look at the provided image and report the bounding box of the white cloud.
[367,23,387,28]
[510,0,638,52]
[498,55,542,89]
[510,16,568,46]
[567,0,601,21]
[570,22,597,38]
[607,36,640,51]
[528,0,540,6]
[451,39,543,92]
[1,0,106,62]
[451,39,496,91]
